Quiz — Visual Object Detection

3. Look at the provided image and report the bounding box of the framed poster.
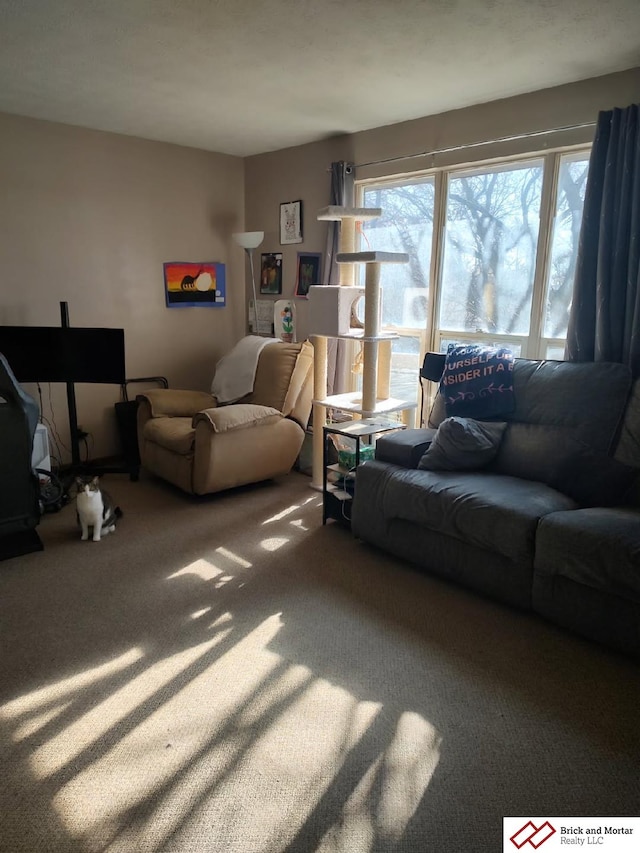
[280,200,303,245]
[163,262,226,308]
[260,252,283,295]
[295,252,322,298]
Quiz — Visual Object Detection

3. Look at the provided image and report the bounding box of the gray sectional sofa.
[351,359,640,659]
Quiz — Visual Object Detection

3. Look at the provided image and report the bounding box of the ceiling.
[1,0,639,158]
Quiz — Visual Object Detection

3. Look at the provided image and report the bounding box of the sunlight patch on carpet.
[207,611,234,630]
[215,546,251,568]
[3,608,441,853]
[263,496,318,525]
[260,536,290,551]
[167,558,226,582]
[375,711,441,842]
[189,606,212,620]
[27,633,230,778]
[11,701,73,743]
[0,647,145,721]
[289,517,311,530]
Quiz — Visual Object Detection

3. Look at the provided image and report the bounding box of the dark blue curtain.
[323,161,355,287]
[565,103,640,375]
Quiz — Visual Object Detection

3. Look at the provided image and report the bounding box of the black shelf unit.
[322,418,405,526]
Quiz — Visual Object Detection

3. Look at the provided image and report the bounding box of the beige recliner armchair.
[136,340,313,495]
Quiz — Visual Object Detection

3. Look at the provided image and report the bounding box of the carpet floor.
[0,470,638,852]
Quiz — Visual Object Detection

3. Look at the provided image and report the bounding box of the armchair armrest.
[137,388,217,418]
[193,404,282,434]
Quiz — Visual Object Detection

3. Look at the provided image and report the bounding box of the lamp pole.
[233,231,264,334]
[246,248,259,333]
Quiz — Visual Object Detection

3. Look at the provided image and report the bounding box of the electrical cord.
[35,467,66,513]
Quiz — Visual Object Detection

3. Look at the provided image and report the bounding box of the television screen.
[0,326,126,384]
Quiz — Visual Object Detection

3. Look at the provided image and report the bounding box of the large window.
[359,150,590,403]
[440,160,543,339]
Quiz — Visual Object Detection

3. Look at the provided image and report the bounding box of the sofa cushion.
[430,359,632,484]
[613,377,640,506]
[418,417,507,471]
[245,342,303,411]
[491,360,632,484]
[550,446,638,507]
[534,508,640,604]
[143,417,195,455]
[374,464,576,564]
[614,376,640,468]
[489,425,587,487]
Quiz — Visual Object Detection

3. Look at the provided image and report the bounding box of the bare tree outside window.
[362,181,434,328]
[544,156,589,339]
[360,181,435,405]
[440,162,543,337]
[358,150,589,402]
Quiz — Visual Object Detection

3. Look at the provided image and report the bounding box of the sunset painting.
[164,262,226,308]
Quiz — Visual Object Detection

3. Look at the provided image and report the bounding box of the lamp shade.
[233,231,264,250]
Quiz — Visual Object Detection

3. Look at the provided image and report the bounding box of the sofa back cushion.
[614,377,640,466]
[244,341,313,427]
[430,358,632,486]
[613,377,640,505]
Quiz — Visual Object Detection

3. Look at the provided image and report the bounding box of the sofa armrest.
[136,388,217,418]
[375,428,437,468]
[193,403,282,434]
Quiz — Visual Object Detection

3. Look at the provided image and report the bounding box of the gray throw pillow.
[418,417,507,471]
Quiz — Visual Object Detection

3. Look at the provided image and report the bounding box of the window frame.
[356,144,591,368]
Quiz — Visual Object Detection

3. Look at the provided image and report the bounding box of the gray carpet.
[0,470,638,853]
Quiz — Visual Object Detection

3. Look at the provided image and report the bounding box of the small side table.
[322,418,405,526]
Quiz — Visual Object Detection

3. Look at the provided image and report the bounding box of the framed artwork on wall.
[280,200,303,245]
[295,252,322,298]
[163,262,226,308]
[260,252,283,294]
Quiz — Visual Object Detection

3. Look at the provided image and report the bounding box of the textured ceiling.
[0,0,639,157]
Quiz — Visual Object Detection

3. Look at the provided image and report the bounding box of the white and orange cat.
[76,476,122,541]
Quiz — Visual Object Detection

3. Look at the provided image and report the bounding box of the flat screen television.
[0,326,126,385]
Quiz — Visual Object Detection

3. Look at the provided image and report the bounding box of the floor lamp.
[233,231,264,333]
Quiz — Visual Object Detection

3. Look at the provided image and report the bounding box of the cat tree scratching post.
[335,251,410,414]
[362,260,382,413]
[310,214,354,460]
[338,217,356,286]
[309,207,379,489]
[309,206,415,489]
[311,335,328,487]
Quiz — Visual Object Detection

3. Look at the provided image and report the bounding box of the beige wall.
[245,67,640,341]
[2,67,639,464]
[0,113,245,462]
[351,67,640,180]
[245,136,354,342]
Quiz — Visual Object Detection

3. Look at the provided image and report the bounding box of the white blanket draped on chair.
[211,336,280,403]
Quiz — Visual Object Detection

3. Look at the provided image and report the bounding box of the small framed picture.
[260,252,283,295]
[295,252,322,298]
[280,200,303,245]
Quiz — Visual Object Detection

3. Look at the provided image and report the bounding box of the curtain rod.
[355,121,596,169]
